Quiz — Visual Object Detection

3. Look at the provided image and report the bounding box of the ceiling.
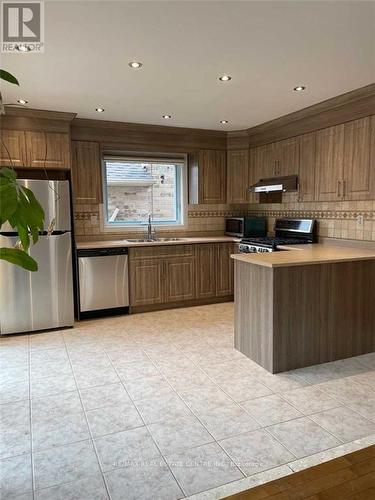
[2,0,375,131]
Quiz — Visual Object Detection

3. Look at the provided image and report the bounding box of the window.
[102,155,187,228]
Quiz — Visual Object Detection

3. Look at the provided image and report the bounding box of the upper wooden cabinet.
[343,116,374,200]
[226,149,249,203]
[198,149,227,204]
[298,132,316,202]
[0,129,71,170]
[71,141,102,204]
[25,132,71,169]
[0,130,27,168]
[273,137,299,177]
[315,124,345,201]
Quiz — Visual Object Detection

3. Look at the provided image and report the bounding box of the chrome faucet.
[147,213,153,241]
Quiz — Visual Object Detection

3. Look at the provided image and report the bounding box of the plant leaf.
[0,247,38,271]
[0,167,17,180]
[0,70,19,85]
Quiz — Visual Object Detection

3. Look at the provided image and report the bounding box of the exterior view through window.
[103,157,186,228]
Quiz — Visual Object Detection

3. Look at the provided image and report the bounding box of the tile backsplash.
[74,200,375,242]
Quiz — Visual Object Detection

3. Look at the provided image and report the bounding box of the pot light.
[15,44,31,52]
[129,61,143,69]
[219,75,232,82]
[220,120,228,124]
[162,114,171,119]
[293,85,306,91]
[17,99,28,104]
[95,107,105,113]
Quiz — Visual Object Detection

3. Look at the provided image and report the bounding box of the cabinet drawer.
[130,244,195,260]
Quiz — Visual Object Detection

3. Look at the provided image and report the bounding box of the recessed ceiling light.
[15,44,31,52]
[95,107,105,113]
[129,61,143,69]
[219,75,232,82]
[17,99,28,104]
[220,120,228,124]
[162,115,171,119]
[293,85,306,91]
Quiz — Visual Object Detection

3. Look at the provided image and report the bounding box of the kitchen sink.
[124,237,186,243]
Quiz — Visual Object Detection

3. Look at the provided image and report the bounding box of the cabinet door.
[298,132,316,202]
[129,259,163,306]
[248,145,274,202]
[315,124,344,201]
[196,244,216,299]
[216,243,234,296]
[226,149,249,203]
[274,137,299,176]
[199,150,226,204]
[71,141,102,204]
[0,130,27,167]
[343,116,374,200]
[26,131,71,169]
[164,256,196,303]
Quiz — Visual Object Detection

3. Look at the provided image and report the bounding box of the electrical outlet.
[356,215,364,226]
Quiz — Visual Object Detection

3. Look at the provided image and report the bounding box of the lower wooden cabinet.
[129,242,234,310]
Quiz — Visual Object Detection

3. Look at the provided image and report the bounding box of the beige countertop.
[231,244,375,268]
[76,236,239,250]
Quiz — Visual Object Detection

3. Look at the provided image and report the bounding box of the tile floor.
[1,302,375,500]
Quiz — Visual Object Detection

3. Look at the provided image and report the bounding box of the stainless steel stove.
[238,218,316,253]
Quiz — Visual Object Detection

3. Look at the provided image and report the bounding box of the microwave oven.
[225,217,267,238]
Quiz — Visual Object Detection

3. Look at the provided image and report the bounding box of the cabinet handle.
[337,180,341,198]
[343,179,347,198]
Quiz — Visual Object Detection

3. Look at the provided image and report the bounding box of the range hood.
[248,175,298,193]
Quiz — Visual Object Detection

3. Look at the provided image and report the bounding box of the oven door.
[225,218,244,237]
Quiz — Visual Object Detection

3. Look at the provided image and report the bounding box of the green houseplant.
[0,70,45,271]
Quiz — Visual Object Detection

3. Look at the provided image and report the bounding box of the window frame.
[100,153,188,232]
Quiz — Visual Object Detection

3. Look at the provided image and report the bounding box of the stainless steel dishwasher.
[77,247,129,318]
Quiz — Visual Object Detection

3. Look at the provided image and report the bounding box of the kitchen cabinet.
[25,131,71,169]
[273,137,299,177]
[315,124,345,201]
[343,116,374,200]
[0,130,27,167]
[226,149,249,203]
[192,149,226,204]
[298,132,316,202]
[129,242,234,311]
[130,259,164,306]
[71,141,102,204]
[216,242,234,296]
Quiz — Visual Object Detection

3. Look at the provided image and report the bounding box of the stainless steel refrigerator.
[0,180,74,334]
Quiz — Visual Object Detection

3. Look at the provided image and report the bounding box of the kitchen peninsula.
[232,245,375,373]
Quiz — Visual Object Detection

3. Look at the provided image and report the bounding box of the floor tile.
[74,366,119,389]
[346,395,375,422]
[123,374,172,401]
[148,415,214,455]
[241,394,303,427]
[310,406,375,442]
[219,429,294,476]
[254,372,308,392]
[115,360,160,381]
[0,380,29,404]
[86,402,144,437]
[267,416,341,458]
[33,440,101,490]
[317,378,375,406]
[80,383,131,410]
[197,404,260,440]
[105,459,183,500]
[31,391,83,422]
[32,411,90,451]
[135,391,192,424]
[0,400,30,428]
[166,442,244,496]
[31,373,77,398]
[0,424,31,460]
[94,427,161,472]
[179,386,234,413]
[35,474,109,500]
[217,376,272,402]
[0,453,32,498]
[166,371,216,392]
[281,385,342,415]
